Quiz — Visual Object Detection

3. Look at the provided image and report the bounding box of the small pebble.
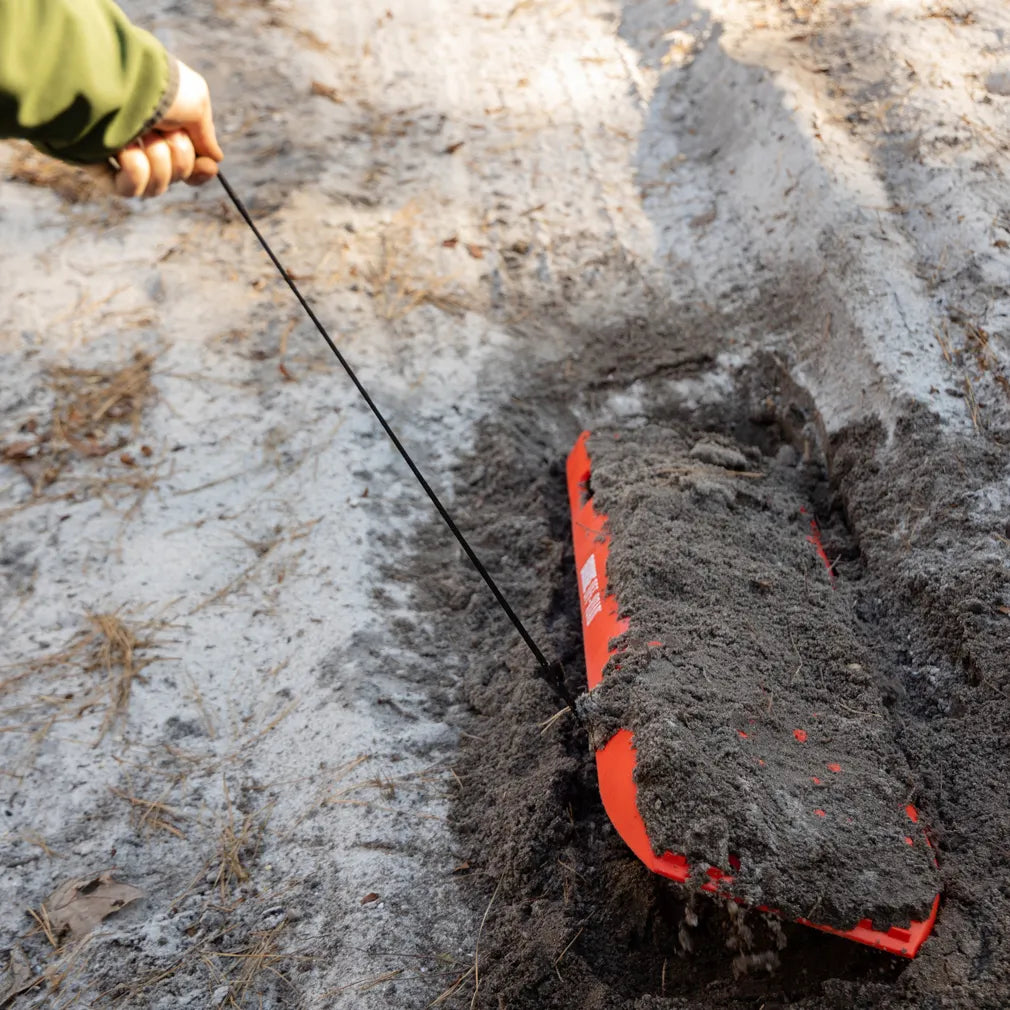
[985,70,1010,96]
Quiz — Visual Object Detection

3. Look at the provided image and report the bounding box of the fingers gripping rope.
[215,173,576,714]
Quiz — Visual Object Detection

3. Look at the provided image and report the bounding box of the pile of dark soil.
[398,314,1010,1008]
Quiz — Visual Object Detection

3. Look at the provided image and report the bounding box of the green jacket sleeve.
[0,0,178,163]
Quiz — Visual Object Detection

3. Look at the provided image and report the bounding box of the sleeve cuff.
[135,54,180,140]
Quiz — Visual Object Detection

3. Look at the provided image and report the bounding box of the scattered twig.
[110,786,187,839]
[538,706,571,734]
[471,876,503,1010]
[963,375,981,432]
[554,926,584,981]
[429,966,474,1006]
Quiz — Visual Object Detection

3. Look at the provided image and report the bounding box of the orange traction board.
[565,431,940,958]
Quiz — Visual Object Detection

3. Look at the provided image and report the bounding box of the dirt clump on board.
[580,424,939,932]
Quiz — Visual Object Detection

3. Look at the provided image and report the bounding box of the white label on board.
[580,555,602,626]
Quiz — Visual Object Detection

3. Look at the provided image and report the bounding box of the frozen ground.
[2,0,1009,1007]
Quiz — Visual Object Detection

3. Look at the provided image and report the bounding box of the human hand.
[113,60,223,198]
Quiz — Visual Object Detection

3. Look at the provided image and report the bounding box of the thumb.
[162,60,224,162]
[186,155,220,186]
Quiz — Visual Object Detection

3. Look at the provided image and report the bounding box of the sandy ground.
[2,0,1009,1007]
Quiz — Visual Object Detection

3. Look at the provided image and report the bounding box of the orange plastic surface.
[565,431,940,958]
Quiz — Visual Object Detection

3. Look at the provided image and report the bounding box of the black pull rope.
[216,172,575,712]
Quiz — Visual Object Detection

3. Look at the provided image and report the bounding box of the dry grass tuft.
[1,347,161,512]
[924,4,976,26]
[87,613,156,742]
[102,911,305,1008]
[211,784,272,903]
[185,520,318,616]
[0,610,167,764]
[939,309,1010,428]
[213,921,305,1008]
[429,965,475,1006]
[18,913,97,1010]
[26,903,61,950]
[361,207,469,320]
[318,763,450,822]
[110,786,188,840]
[49,351,155,447]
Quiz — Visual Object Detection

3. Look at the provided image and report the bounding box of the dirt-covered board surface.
[2,0,1010,1007]
[580,424,940,933]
